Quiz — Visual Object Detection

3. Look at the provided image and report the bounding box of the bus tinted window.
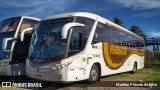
[93,22,144,50]
[75,17,94,46]
[0,17,20,33]
[109,28,119,44]
[69,32,83,52]
[75,17,94,38]
[93,22,109,42]
[20,18,39,33]
[119,31,128,46]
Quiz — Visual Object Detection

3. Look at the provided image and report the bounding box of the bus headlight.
[51,64,66,70]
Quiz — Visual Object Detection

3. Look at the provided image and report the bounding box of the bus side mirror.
[2,38,15,52]
[21,28,35,41]
[61,22,85,39]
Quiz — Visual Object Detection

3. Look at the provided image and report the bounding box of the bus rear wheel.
[132,62,137,74]
[88,64,99,83]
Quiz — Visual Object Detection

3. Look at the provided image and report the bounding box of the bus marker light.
[106,23,112,27]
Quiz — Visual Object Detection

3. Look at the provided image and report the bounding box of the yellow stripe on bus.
[103,42,145,70]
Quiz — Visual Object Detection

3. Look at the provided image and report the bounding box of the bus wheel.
[132,62,137,74]
[88,64,99,83]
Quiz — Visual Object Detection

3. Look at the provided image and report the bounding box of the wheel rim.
[91,69,97,80]
[133,67,135,72]
[133,64,136,72]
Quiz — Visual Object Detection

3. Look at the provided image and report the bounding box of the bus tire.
[132,62,137,74]
[88,64,99,83]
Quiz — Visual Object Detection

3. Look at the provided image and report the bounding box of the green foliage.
[63,87,71,90]
[129,25,147,40]
[145,50,160,69]
[114,17,124,27]
[145,50,160,61]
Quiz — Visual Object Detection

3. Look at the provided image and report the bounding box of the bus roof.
[2,16,41,21]
[21,16,41,21]
[44,12,98,21]
[43,12,143,40]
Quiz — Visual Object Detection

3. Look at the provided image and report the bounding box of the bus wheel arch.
[88,63,101,83]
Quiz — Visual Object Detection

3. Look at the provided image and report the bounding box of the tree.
[114,17,124,27]
[129,25,147,40]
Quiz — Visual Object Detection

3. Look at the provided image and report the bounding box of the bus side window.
[1,19,19,32]
[69,31,83,56]
[109,28,119,44]
[75,17,94,47]
[8,20,19,32]
[20,23,31,32]
[141,40,145,50]
[92,22,109,44]
[20,18,39,34]
[119,31,127,46]
[137,40,144,50]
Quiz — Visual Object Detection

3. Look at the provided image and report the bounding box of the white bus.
[26,12,145,83]
[0,16,40,76]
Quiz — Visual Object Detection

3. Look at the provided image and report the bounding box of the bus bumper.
[26,66,68,82]
[0,63,26,76]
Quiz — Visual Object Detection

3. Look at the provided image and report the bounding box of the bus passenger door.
[69,30,83,67]
[12,30,34,64]
[68,30,89,79]
[69,29,89,68]
[12,18,39,64]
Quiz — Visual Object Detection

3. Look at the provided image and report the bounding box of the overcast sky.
[0,0,160,38]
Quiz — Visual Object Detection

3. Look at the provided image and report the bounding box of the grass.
[107,60,160,82]
[63,87,71,90]
[145,59,160,68]
[142,75,160,81]
[110,73,132,79]
[104,67,160,90]
[143,60,160,81]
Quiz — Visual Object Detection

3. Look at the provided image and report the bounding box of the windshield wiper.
[43,43,50,61]
[30,35,51,61]
[30,24,52,61]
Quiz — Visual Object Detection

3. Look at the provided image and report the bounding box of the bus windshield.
[0,17,20,33]
[29,17,74,61]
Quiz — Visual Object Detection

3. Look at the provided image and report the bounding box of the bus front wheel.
[88,64,99,83]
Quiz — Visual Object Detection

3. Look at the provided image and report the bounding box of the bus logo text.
[109,45,127,55]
